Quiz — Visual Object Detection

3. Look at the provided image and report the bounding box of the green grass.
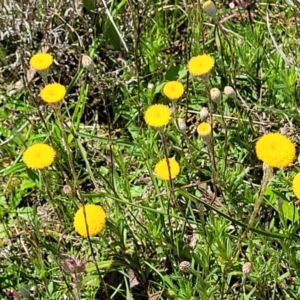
[1,0,300,299]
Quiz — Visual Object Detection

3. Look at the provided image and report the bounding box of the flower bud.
[224,86,236,99]
[179,261,190,273]
[62,185,72,196]
[147,82,154,90]
[177,118,187,131]
[81,54,94,71]
[242,262,253,274]
[200,107,209,121]
[276,197,283,208]
[210,87,221,103]
[203,1,218,21]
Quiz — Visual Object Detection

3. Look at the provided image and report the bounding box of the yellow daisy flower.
[154,158,180,181]
[293,172,300,199]
[144,104,171,128]
[188,54,214,76]
[255,133,295,168]
[73,204,106,238]
[163,81,184,101]
[40,83,66,103]
[197,122,212,137]
[23,143,56,170]
[29,53,53,71]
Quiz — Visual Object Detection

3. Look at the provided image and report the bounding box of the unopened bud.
[210,87,221,102]
[200,107,209,121]
[224,86,236,99]
[81,54,94,71]
[177,118,187,131]
[242,262,253,274]
[276,197,283,208]
[147,83,154,90]
[203,1,218,21]
[62,185,72,196]
[179,261,190,273]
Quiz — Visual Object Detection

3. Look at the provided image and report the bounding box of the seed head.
[60,256,87,274]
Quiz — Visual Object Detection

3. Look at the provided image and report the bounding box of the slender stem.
[159,128,175,247]
[74,274,82,300]
[246,165,273,229]
[172,102,198,166]
[41,169,63,223]
[203,80,219,196]
[53,105,110,299]
[216,101,229,178]
[39,69,49,85]
[220,164,273,298]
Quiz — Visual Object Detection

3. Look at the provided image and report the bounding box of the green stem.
[53,105,110,299]
[220,164,273,298]
[159,128,175,247]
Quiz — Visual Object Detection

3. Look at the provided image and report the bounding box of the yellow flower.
[29,53,53,71]
[23,143,56,170]
[154,158,180,181]
[255,133,295,168]
[197,122,211,137]
[188,54,214,76]
[293,172,300,199]
[163,81,184,101]
[73,204,106,238]
[144,104,171,128]
[40,83,66,103]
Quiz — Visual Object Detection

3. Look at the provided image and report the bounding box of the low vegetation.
[1,0,300,299]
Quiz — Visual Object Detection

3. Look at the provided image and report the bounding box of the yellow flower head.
[154,158,180,181]
[255,133,295,168]
[197,122,211,137]
[293,172,300,200]
[23,143,56,170]
[73,204,106,238]
[40,83,66,103]
[30,53,53,71]
[144,104,171,128]
[188,54,214,77]
[163,81,184,101]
